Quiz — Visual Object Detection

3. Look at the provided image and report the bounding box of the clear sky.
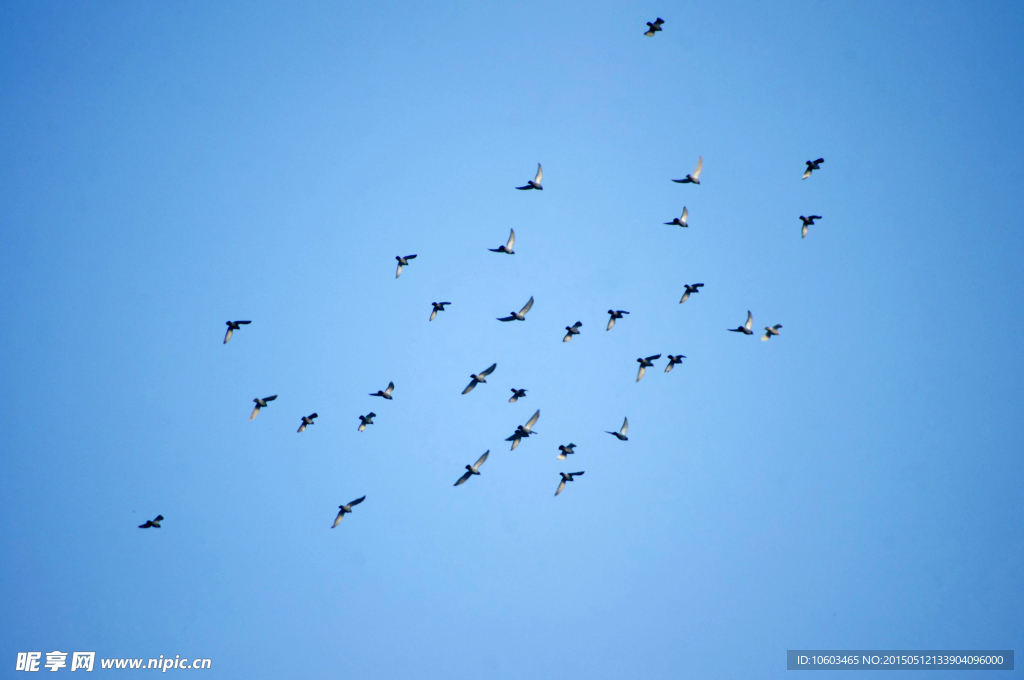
[2,1,1022,678]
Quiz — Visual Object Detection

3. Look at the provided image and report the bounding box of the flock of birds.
[137,17,828,532]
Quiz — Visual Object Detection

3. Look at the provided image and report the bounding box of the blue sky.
[1,1,1022,677]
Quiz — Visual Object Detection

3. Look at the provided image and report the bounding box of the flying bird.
[516,164,543,190]
[462,363,497,394]
[800,215,822,238]
[679,283,704,304]
[297,413,318,433]
[644,18,665,36]
[369,382,395,399]
[665,206,689,227]
[607,417,629,441]
[672,156,703,184]
[555,471,585,496]
[357,412,376,432]
[557,443,576,460]
[802,158,824,179]
[395,254,417,278]
[223,320,251,344]
[636,354,662,382]
[454,450,490,487]
[606,309,629,331]
[429,302,451,322]
[509,388,527,403]
[138,515,164,529]
[489,229,515,254]
[506,409,540,450]
[665,355,686,372]
[250,395,278,420]
[331,496,366,528]
[497,296,534,322]
[563,321,582,342]
[762,324,783,341]
[728,311,754,335]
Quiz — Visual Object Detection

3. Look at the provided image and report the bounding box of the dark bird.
[497,296,534,322]
[138,515,164,529]
[728,311,754,335]
[761,324,783,341]
[462,363,497,394]
[250,395,278,420]
[672,156,703,184]
[509,388,527,403]
[223,320,251,344]
[800,215,822,238]
[607,417,629,441]
[665,355,686,372]
[606,309,629,331]
[515,164,543,190]
[297,413,318,433]
[454,450,490,487]
[357,412,376,432]
[665,206,689,227]
[636,354,662,382]
[679,283,704,304]
[429,302,451,322]
[506,409,540,451]
[557,443,576,460]
[802,158,824,179]
[555,471,584,496]
[395,254,417,278]
[563,321,582,342]
[331,496,366,528]
[489,229,515,254]
[370,382,395,399]
[644,18,665,36]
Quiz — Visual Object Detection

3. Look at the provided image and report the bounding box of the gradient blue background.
[2,1,1022,677]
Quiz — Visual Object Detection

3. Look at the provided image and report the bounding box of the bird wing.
[811,215,822,220]
[265,395,277,401]
[801,224,808,238]
[349,496,365,507]
[480,363,497,377]
[406,254,417,260]
[331,511,344,528]
[744,311,753,331]
[454,471,472,486]
[510,437,521,451]
[430,309,438,321]
[773,324,783,331]
[384,382,394,396]
[474,450,490,469]
[555,479,567,496]
[249,406,260,421]
[524,410,540,431]
[692,156,703,180]
[681,206,688,222]
[607,315,616,331]
[621,418,629,435]
[761,331,771,341]
[507,229,515,249]
[802,167,812,179]
[462,379,478,395]
[534,164,542,184]
[563,331,572,342]
[679,292,689,304]
[519,296,534,316]
[570,471,584,477]
[646,354,661,362]
[636,365,646,382]
[396,263,402,278]
[223,328,232,344]
[497,315,515,321]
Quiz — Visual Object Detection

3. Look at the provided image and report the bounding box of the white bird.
[761,324,782,341]
[138,514,164,529]
[369,382,395,399]
[672,156,703,184]
[800,215,822,238]
[489,229,515,254]
[563,321,582,342]
[331,496,366,528]
[665,355,686,372]
[727,311,754,335]
[516,164,543,190]
[509,388,527,403]
[665,206,689,227]
[606,417,629,441]
[679,283,704,304]
[557,443,576,460]
[644,18,664,36]
[223,320,251,344]
[506,409,540,450]
[555,471,584,496]
[802,158,824,179]
[454,450,490,486]
[606,309,629,331]
[636,354,661,382]
[249,395,277,420]
[357,412,376,432]
[395,254,417,278]
[497,296,534,322]
[462,363,497,394]
[429,302,451,322]
[297,413,318,433]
